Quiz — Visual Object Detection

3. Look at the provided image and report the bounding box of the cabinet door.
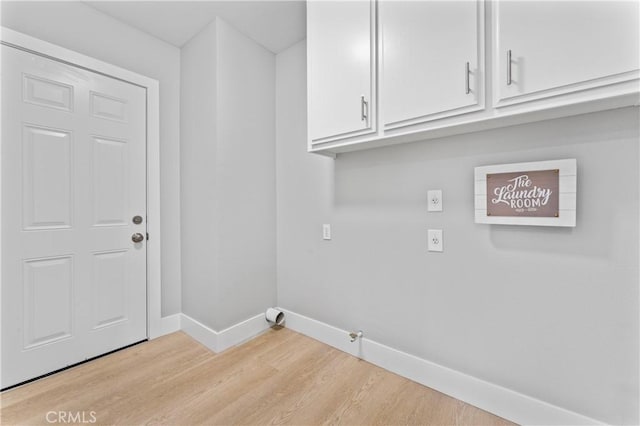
[495,0,640,107]
[307,0,376,144]
[381,0,484,130]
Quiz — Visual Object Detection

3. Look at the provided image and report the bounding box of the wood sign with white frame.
[474,159,577,227]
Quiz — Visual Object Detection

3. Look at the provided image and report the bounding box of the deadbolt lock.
[132,215,143,224]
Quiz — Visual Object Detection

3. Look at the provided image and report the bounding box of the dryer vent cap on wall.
[265,308,284,326]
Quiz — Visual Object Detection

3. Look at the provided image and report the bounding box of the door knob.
[132,233,145,243]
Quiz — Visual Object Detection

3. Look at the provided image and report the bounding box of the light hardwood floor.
[1,328,515,426]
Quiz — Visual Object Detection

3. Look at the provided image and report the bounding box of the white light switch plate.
[428,229,443,252]
[322,224,331,240]
[428,190,443,212]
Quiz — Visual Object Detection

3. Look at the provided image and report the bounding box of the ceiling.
[84,1,306,54]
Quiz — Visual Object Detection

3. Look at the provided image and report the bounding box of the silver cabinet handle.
[507,50,512,86]
[361,95,368,121]
[465,62,471,94]
[132,233,144,243]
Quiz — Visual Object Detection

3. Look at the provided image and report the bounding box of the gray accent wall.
[276,41,639,424]
[180,20,218,328]
[181,18,276,331]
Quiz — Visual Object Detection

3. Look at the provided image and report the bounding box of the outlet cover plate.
[428,190,443,212]
[428,229,443,252]
[322,224,331,240]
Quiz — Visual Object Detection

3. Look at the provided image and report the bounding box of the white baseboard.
[150,313,181,339]
[180,313,272,353]
[279,308,603,426]
[215,313,273,351]
[180,314,219,351]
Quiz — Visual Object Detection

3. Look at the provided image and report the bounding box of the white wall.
[181,18,276,331]
[1,1,182,316]
[276,40,639,425]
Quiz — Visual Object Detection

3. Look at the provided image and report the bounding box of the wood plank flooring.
[1,328,515,425]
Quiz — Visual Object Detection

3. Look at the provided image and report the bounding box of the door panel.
[23,256,74,348]
[90,92,128,122]
[22,125,73,229]
[1,45,147,389]
[92,136,128,226]
[92,250,128,329]
[23,74,74,112]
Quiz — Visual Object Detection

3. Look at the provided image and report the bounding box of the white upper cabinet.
[494,0,640,108]
[307,0,376,144]
[381,0,484,130]
[307,0,639,155]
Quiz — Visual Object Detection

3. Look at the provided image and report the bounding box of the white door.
[307,0,376,144]
[381,0,483,129]
[494,0,640,106]
[1,45,147,389]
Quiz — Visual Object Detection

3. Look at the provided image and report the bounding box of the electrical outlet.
[428,229,443,252]
[322,224,331,240]
[427,190,443,212]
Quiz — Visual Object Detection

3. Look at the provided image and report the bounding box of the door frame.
[0,27,165,345]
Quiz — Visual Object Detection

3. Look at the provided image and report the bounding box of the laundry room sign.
[474,159,577,227]
[487,169,559,217]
